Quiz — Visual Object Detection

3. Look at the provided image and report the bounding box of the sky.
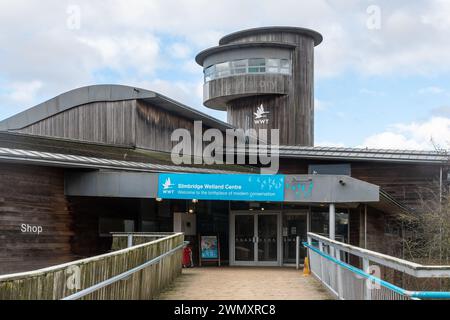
[1,0,450,150]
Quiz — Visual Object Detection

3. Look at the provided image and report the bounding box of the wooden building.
[0,27,448,275]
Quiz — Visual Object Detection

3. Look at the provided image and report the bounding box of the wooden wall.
[0,164,75,275]
[67,197,141,258]
[352,162,441,211]
[18,100,136,146]
[15,99,217,155]
[0,233,184,300]
[223,32,315,146]
[135,100,218,153]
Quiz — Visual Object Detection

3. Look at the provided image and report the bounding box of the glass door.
[282,213,307,264]
[231,212,281,266]
[257,214,278,262]
[234,214,255,262]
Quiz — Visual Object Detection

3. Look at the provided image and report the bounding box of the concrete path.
[156,267,332,300]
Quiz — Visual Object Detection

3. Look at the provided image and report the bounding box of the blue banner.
[158,173,285,201]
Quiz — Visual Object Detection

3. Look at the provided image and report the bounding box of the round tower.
[195,26,322,146]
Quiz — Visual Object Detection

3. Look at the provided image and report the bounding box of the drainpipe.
[329,203,335,240]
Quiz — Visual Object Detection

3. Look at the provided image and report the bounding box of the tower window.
[203,58,291,82]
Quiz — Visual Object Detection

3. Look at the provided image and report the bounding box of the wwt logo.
[254,104,269,125]
[162,177,174,190]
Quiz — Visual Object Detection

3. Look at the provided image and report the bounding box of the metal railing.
[305,232,450,300]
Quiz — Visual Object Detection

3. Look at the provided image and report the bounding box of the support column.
[329,203,335,240]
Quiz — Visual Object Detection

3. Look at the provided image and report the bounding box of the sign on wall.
[157,173,285,202]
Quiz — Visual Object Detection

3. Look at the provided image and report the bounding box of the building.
[0,27,448,275]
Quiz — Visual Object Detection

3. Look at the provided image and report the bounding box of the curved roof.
[0,84,233,131]
[219,26,323,46]
[195,42,295,66]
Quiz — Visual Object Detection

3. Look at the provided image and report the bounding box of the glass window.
[215,61,230,77]
[232,59,247,74]
[248,58,265,73]
[280,59,290,74]
[203,58,291,82]
[266,59,279,67]
[248,58,265,66]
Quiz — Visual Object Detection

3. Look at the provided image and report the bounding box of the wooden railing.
[111,232,175,250]
[0,232,184,300]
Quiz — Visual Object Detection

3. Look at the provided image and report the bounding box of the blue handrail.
[303,242,450,299]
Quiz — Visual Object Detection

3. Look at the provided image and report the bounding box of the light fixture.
[156,198,162,202]
[192,199,198,203]
[188,209,194,214]
[261,207,265,211]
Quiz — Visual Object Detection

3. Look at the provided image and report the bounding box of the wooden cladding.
[15,99,218,154]
[18,100,136,146]
[205,32,315,146]
[0,233,184,300]
[204,74,289,109]
[0,164,75,275]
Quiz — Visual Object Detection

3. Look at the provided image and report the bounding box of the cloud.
[2,0,450,122]
[76,34,160,76]
[418,86,445,94]
[315,141,346,148]
[168,43,192,60]
[431,106,450,117]
[6,80,43,104]
[360,116,450,150]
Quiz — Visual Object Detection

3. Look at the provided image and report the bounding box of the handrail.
[307,232,450,278]
[0,232,183,282]
[62,241,189,300]
[303,242,450,299]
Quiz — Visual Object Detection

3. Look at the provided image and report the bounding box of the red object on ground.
[183,246,193,268]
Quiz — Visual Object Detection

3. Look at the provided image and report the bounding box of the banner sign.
[157,173,285,202]
[200,235,219,259]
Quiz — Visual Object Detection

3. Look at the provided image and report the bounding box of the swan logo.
[162,177,174,190]
[254,104,269,124]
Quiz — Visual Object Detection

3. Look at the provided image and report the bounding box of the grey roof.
[277,145,449,163]
[0,84,233,131]
[195,42,295,66]
[0,146,241,174]
[219,26,323,46]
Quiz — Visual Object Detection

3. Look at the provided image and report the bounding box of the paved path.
[156,267,332,300]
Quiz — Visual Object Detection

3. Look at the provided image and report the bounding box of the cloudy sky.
[1,0,450,150]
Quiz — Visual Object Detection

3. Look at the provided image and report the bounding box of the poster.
[200,236,218,259]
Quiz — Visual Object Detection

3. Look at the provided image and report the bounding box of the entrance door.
[230,212,281,266]
[282,213,308,264]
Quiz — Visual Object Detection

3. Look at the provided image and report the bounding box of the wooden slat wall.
[223,32,315,146]
[18,100,136,146]
[0,164,75,275]
[351,162,441,210]
[67,196,142,257]
[16,99,217,154]
[0,233,184,300]
[135,100,213,153]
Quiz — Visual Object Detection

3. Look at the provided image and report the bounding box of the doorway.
[230,212,281,266]
[282,212,308,265]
